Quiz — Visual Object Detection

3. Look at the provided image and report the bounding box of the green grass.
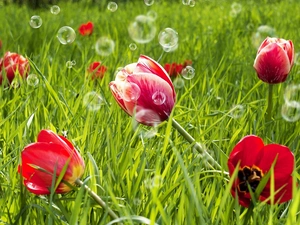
[0,0,300,224]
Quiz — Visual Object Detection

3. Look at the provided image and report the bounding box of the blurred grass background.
[0,0,299,224]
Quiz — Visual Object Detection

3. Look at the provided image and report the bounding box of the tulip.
[78,21,94,36]
[0,51,30,85]
[228,135,294,207]
[109,55,176,126]
[253,37,294,84]
[18,130,85,195]
[88,61,107,79]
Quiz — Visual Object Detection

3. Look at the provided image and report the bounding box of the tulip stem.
[266,84,273,123]
[171,118,221,170]
[75,179,119,220]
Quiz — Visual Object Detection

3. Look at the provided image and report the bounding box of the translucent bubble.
[163,43,178,52]
[230,105,245,119]
[71,60,76,66]
[173,77,185,89]
[182,0,189,5]
[140,127,157,139]
[284,84,300,108]
[133,198,142,205]
[57,26,76,45]
[95,37,115,56]
[123,82,141,102]
[294,52,300,65]
[134,109,161,126]
[129,43,137,51]
[144,0,154,6]
[107,2,118,12]
[251,25,276,48]
[189,0,196,7]
[158,28,178,52]
[152,91,166,105]
[181,66,195,80]
[229,10,238,18]
[147,10,157,21]
[10,80,19,89]
[66,61,73,68]
[50,5,60,15]
[83,91,104,111]
[128,15,157,44]
[26,74,39,86]
[281,103,300,122]
[231,2,242,14]
[29,15,42,29]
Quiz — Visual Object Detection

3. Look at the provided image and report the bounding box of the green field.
[0,0,299,224]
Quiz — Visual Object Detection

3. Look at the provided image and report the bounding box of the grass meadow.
[0,0,300,224]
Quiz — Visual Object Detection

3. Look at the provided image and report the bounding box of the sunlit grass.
[0,0,300,224]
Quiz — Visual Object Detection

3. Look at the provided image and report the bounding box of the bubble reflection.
[95,37,115,56]
[107,2,118,12]
[29,15,42,28]
[26,74,39,86]
[158,28,178,52]
[181,66,195,80]
[123,83,141,102]
[57,26,76,45]
[152,91,166,105]
[128,15,156,44]
[83,91,104,111]
[50,5,60,15]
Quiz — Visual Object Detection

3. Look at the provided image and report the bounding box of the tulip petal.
[228,135,264,175]
[37,130,73,153]
[254,43,291,83]
[231,189,251,208]
[136,55,175,98]
[24,180,51,195]
[109,82,131,115]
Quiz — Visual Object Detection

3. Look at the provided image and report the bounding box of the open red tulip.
[78,21,94,36]
[18,130,85,195]
[253,37,294,84]
[109,55,176,126]
[88,61,107,79]
[0,51,30,85]
[228,135,294,207]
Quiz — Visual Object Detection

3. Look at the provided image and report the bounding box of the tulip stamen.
[237,166,264,193]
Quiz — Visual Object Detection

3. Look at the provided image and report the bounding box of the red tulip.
[253,37,294,84]
[109,55,176,126]
[228,135,294,207]
[164,62,183,77]
[88,61,107,79]
[78,22,94,36]
[0,51,30,85]
[18,130,85,195]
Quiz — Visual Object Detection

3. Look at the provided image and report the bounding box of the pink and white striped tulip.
[109,55,176,126]
[253,37,294,84]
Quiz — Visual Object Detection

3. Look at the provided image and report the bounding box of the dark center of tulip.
[237,166,264,193]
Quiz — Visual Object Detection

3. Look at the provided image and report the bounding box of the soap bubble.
[189,0,196,7]
[66,61,73,68]
[158,28,178,52]
[134,109,161,126]
[281,103,300,122]
[230,104,245,119]
[144,0,154,6]
[181,66,195,80]
[50,5,60,15]
[107,2,118,12]
[182,0,189,5]
[83,91,104,111]
[152,91,166,105]
[29,15,42,28]
[57,26,76,45]
[129,43,137,51]
[10,80,19,89]
[128,15,157,44]
[283,84,300,108]
[173,77,185,89]
[123,82,141,102]
[26,74,39,86]
[251,25,276,48]
[95,37,115,56]
[231,2,242,14]
[147,10,157,21]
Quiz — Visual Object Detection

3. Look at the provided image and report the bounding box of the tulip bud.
[0,51,30,85]
[109,55,176,126]
[253,37,294,84]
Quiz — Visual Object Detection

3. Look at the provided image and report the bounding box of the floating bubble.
[189,0,196,7]
[294,52,300,65]
[152,91,166,105]
[123,82,141,102]
[71,60,76,66]
[231,2,242,14]
[29,15,42,29]
[163,43,178,52]
[107,2,118,12]
[26,74,39,86]
[95,37,115,56]
[182,0,189,5]
[281,103,300,122]
[57,26,76,45]
[144,0,154,6]
[147,10,157,21]
[283,84,300,108]
[128,15,157,44]
[230,104,245,119]
[50,5,60,15]
[66,61,73,68]
[133,198,142,205]
[10,80,19,89]
[251,25,276,48]
[229,10,238,18]
[158,28,178,52]
[173,77,185,89]
[134,109,161,126]
[83,91,104,111]
[129,43,137,51]
[181,66,195,80]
